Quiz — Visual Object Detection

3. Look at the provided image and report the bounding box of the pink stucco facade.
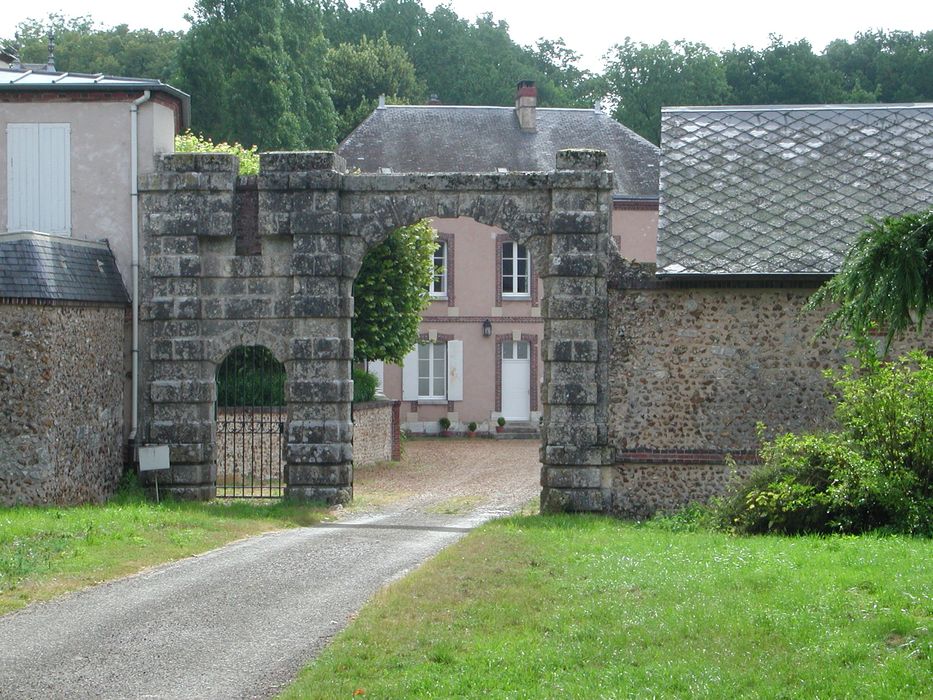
[380,207,658,433]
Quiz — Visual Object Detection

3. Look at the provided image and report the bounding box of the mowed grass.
[282,515,932,699]
[0,481,326,615]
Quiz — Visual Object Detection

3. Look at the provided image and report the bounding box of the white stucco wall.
[0,98,177,286]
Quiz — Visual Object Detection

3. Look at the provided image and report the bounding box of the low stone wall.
[606,275,931,516]
[353,400,401,466]
[0,302,126,505]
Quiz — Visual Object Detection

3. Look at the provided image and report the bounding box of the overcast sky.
[2,0,931,72]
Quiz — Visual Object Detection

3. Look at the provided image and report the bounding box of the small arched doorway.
[215,345,286,498]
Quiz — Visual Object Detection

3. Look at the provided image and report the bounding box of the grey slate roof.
[0,68,191,127]
[658,104,933,275]
[0,232,129,304]
[338,105,659,199]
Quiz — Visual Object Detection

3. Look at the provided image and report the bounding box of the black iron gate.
[215,346,286,498]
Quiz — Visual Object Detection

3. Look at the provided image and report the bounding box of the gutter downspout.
[129,90,151,449]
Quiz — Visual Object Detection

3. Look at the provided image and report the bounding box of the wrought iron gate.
[215,346,285,498]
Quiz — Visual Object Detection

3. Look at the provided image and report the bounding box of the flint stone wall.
[352,400,401,465]
[0,303,125,505]
[606,265,931,517]
[139,149,614,510]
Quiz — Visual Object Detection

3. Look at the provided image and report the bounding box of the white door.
[501,340,530,421]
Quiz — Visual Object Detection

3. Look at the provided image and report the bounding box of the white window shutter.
[447,340,463,401]
[7,123,70,235]
[39,124,71,235]
[401,346,419,400]
[7,124,39,232]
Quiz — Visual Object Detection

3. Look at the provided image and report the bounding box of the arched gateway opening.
[139,149,614,512]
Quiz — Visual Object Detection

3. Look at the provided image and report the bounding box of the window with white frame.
[6,123,71,235]
[417,342,446,398]
[430,240,447,297]
[402,339,463,402]
[501,241,529,297]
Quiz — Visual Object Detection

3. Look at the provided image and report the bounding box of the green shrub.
[216,346,285,407]
[718,351,932,536]
[468,421,478,432]
[439,417,451,431]
[174,130,259,176]
[352,368,378,403]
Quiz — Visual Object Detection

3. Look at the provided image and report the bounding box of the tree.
[325,33,425,141]
[7,14,182,80]
[352,220,436,363]
[177,0,336,150]
[808,210,933,352]
[602,39,730,144]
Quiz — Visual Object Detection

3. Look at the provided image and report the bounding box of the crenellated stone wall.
[0,303,126,505]
[138,149,614,510]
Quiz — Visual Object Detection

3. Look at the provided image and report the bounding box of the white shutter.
[6,123,70,235]
[39,124,70,235]
[401,346,419,400]
[7,124,39,232]
[447,339,463,401]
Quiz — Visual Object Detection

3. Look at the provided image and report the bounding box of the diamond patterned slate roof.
[338,105,659,198]
[658,104,933,275]
[0,232,129,304]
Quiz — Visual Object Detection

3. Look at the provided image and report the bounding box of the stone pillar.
[258,152,355,504]
[139,153,239,499]
[540,149,614,512]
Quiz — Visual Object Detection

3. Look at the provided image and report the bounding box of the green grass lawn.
[0,481,326,615]
[282,515,932,699]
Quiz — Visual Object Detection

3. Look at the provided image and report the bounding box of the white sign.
[138,445,170,472]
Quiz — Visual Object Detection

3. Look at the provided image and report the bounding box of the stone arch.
[139,148,614,511]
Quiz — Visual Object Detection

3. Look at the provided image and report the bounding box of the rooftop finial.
[46,32,55,71]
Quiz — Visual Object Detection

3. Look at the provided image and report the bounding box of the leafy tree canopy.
[177,0,336,150]
[325,33,426,141]
[352,220,436,364]
[808,210,933,352]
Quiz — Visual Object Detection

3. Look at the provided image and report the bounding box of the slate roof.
[338,105,659,199]
[658,104,933,275]
[0,68,190,127]
[0,232,129,304]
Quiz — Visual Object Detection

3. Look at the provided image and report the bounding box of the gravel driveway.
[0,439,540,700]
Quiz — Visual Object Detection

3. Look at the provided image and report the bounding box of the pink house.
[338,82,659,434]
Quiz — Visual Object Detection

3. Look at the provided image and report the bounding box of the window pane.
[418,343,430,360]
[502,340,513,358]
[517,341,529,359]
[503,242,514,258]
[419,377,429,396]
[433,374,444,397]
[516,276,527,294]
[517,258,527,276]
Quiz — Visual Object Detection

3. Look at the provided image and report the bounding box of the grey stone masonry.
[138,149,615,511]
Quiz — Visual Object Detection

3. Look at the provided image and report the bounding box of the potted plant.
[438,416,452,437]
[496,416,506,433]
[467,421,477,437]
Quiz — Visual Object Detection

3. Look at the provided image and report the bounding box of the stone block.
[158,152,239,174]
[287,379,353,403]
[549,253,603,277]
[150,380,214,404]
[285,463,352,486]
[260,151,347,174]
[547,382,598,405]
[149,420,214,445]
[549,211,601,234]
[287,420,353,444]
[541,444,614,466]
[284,442,352,465]
[556,149,609,171]
[289,295,353,318]
[284,485,352,505]
[541,466,603,489]
[540,486,604,513]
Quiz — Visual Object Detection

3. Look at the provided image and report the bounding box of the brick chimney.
[515,80,537,132]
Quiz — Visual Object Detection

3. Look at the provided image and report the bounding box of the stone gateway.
[139,149,614,511]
